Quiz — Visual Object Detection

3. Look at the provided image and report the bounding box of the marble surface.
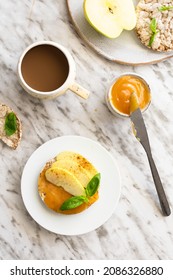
[0,0,173,260]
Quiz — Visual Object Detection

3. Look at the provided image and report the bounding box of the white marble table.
[0,0,173,260]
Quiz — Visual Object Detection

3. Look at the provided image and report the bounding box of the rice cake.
[38,154,99,215]
[136,0,173,52]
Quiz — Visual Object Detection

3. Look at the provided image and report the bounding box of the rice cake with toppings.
[136,0,173,52]
[38,152,99,215]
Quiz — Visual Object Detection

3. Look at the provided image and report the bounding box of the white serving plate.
[21,136,121,235]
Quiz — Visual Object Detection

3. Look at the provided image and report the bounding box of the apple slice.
[51,159,91,187]
[56,151,98,178]
[45,167,86,196]
[83,0,136,39]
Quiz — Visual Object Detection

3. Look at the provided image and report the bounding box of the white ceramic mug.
[17,41,89,99]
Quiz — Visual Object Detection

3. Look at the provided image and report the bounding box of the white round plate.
[21,135,121,235]
[66,0,173,65]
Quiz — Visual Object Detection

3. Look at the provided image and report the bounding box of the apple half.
[83,0,137,39]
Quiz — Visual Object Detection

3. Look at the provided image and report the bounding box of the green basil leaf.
[60,196,88,211]
[159,5,173,11]
[150,18,157,33]
[148,32,158,47]
[85,173,101,197]
[4,112,17,136]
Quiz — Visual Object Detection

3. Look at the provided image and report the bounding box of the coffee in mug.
[18,41,89,99]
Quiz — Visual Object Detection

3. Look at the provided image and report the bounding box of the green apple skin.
[83,0,137,39]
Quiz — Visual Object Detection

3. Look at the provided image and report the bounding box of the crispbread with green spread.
[0,103,22,149]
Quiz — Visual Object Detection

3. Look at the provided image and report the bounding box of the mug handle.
[69,82,90,99]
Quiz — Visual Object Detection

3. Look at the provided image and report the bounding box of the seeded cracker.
[136,0,173,52]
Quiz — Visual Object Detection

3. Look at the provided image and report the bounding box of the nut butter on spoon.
[130,92,171,216]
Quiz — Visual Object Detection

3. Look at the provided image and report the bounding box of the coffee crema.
[21,45,69,92]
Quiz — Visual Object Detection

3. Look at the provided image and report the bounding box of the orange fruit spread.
[110,75,151,115]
